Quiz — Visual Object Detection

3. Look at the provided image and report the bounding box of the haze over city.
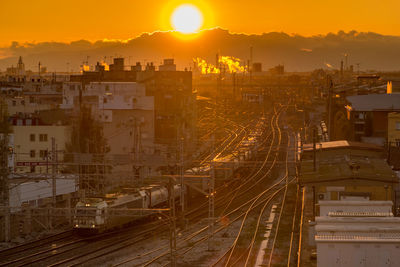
[1,0,400,72]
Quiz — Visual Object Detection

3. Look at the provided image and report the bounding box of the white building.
[84,82,154,155]
[12,125,70,173]
[315,201,400,267]
[9,176,77,211]
[319,200,393,216]
[61,81,158,177]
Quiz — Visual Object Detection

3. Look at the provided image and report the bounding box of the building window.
[30,150,35,158]
[39,134,48,142]
[105,85,110,91]
[12,100,16,106]
[21,100,25,106]
[396,122,400,130]
[396,139,400,147]
[40,150,48,158]
[29,96,35,103]
[30,134,35,141]
[355,124,364,132]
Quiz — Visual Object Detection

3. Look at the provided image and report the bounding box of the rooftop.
[303,140,383,152]
[300,155,396,184]
[347,93,400,111]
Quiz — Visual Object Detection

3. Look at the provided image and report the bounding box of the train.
[73,117,267,234]
[73,185,181,234]
[186,118,267,188]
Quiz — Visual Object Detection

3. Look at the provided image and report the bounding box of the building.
[86,82,155,155]
[345,94,400,145]
[318,200,393,216]
[388,112,400,146]
[315,201,400,267]
[5,56,26,77]
[11,121,70,174]
[158,59,177,72]
[299,141,398,215]
[136,65,196,156]
[70,58,137,84]
[67,58,197,167]
[9,175,77,209]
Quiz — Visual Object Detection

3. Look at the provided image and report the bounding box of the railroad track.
[264,134,300,267]
[66,112,273,267]
[0,106,277,267]
[211,129,292,267]
[0,231,74,263]
[110,105,286,266]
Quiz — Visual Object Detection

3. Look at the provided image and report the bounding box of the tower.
[16,56,25,76]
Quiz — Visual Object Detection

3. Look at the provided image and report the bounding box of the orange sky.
[1,0,400,46]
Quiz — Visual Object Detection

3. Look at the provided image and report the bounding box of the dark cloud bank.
[1,28,399,72]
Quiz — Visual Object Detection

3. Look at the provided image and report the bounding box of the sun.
[171,4,203,34]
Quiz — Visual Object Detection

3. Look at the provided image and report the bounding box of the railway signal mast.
[208,134,216,251]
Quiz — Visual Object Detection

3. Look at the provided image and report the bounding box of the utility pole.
[51,137,56,229]
[1,134,10,242]
[180,136,184,214]
[327,76,333,139]
[169,177,177,267]
[208,135,215,251]
[313,128,317,172]
[52,137,56,206]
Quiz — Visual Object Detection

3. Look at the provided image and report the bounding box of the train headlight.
[92,224,95,228]
[75,224,79,227]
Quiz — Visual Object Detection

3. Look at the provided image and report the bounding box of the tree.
[65,104,108,195]
[66,104,107,154]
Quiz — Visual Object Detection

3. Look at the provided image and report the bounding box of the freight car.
[73,185,181,234]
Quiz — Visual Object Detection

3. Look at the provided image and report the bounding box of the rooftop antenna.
[250,46,253,68]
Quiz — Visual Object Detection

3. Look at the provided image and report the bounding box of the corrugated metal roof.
[303,140,383,152]
[328,211,393,217]
[300,153,396,184]
[315,235,400,241]
[347,93,400,111]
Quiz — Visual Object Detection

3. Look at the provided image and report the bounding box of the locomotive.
[73,185,181,233]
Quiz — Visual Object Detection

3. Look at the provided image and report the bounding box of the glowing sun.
[171,4,203,34]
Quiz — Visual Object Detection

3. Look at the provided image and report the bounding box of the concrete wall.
[87,82,145,96]
[9,178,76,211]
[103,109,154,155]
[317,242,400,267]
[388,112,400,144]
[13,125,70,173]
[316,184,393,202]
[319,200,393,216]
[372,111,388,138]
[5,96,54,115]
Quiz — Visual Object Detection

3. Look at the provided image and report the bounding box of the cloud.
[1,29,400,72]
